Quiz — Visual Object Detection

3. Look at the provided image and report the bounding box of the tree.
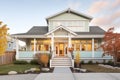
[101,27,120,65]
[0,21,9,56]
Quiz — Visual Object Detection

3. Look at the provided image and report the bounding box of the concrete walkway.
[35,67,75,80]
[53,67,72,73]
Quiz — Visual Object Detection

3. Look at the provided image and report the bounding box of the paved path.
[0,74,38,80]
[53,67,72,73]
[35,67,75,80]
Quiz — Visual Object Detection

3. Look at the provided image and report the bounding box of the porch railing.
[73,51,112,58]
[18,51,50,59]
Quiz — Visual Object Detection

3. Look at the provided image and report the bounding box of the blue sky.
[0,0,120,34]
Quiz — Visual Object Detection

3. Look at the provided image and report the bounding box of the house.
[12,9,112,67]
[7,36,16,51]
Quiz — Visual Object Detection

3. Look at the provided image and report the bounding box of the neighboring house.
[12,9,112,67]
[7,36,16,51]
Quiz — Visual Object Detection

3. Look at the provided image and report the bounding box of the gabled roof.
[13,26,48,35]
[46,8,93,23]
[76,26,105,35]
[12,26,105,36]
[45,25,77,36]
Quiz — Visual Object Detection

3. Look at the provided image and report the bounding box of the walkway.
[34,67,75,80]
[53,67,72,73]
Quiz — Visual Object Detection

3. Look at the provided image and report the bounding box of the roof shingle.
[13,26,105,35]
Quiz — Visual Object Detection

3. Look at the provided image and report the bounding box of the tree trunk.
[113,53,117,65]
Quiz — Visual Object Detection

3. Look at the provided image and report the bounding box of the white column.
[92,38,94,58]
[68,34,71,48]
[34,38,36,55]
[16,38,19,59]
[51,33,54,52]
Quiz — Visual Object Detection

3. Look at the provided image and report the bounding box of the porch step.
[50,57,72,67]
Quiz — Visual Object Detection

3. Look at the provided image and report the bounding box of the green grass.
[81,64,120,73]
[0,64,39,74]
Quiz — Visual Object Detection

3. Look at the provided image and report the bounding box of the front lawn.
[0,64,39,74]
[81,64,120,73]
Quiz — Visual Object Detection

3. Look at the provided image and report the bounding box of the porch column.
[15,38,19,59]
[34,38,36,55]
[92,38,94,58]
[68,34,72,48]
[51,33,54,52]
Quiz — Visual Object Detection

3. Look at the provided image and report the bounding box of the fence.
[0,51,16,65]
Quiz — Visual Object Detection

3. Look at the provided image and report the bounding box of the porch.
[17,50,112,59]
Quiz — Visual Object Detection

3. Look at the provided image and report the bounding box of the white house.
[12,9,112,67]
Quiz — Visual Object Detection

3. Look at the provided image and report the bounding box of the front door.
[59,43,64,56]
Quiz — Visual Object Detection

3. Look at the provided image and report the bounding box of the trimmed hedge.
[14,60,28,65]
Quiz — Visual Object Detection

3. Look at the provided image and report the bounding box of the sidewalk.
[0,74,38,80]
[35,67,75,80]
[34,67,120,80]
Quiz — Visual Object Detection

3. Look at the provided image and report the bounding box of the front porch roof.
[45,25,77,36]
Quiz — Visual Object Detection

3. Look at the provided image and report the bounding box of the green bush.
[88,60,93,64]
[30,59,39,65]
[107,60,113,65]
[81,60,84,64]
[14,60,28,65]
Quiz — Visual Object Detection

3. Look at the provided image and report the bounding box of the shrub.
[14,60,28,65]
[30,59,39,65]
[81,60,84,64]
[40,54,49,67]
[75,51,80,67]
[88,60,93,64]
[107,60,113,65]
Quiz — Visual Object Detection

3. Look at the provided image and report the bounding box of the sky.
[0,0,120,34]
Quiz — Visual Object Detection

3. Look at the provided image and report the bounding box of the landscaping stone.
[8,71,17,75]
[30,68,37,72]
[24,68,40,73]
[41,68,50,72]
[24,70,31,73]
[80,69,87,72]
[98,64,120,70]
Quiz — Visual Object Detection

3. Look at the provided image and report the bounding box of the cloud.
[91,10,120,25]
[112,0,120,8]
[87,1,109,15]
[68,1,80,10]
[89,0,120,32]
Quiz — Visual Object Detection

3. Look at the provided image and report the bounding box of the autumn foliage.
[0,21,9,56]
[101,27,120,64]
